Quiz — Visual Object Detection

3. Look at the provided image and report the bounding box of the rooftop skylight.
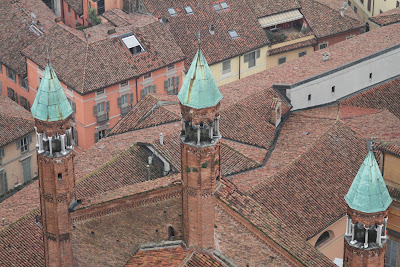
[220,2,229,9]
[121,33,144,55]
[168,7,177,16]
[213,4,221,11]
[228,30,238,39]
[184,6,193,14]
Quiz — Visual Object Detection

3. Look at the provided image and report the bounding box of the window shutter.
[19,95,23,105]
[0,81,2,94]
[152,85,156,93]
[15,92,18,103]
[117,97,122,108]
[17,139,21,150]
[73,128,78,146]
[106,101,110,112]
[93,105,98,116]
[140,89,144,99]
[28,134,32,144]
[244,53,249,63]
[256,49,260,58]
[175,76,179,89]
[94,132,99,143]
[72,102,76,113]
[129,93,134,103]
[7,87,11,98]
[3,172,8,193]
[0,148,4,158]
[164,80,168,91]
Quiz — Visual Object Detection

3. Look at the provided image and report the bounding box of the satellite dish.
[31,12,36,20]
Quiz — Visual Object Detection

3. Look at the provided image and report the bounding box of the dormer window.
[228,30,239,39]
[121,33,144,55]
[184,6,193,14]
[168,7,176,16]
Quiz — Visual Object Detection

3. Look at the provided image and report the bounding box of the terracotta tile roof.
[149,131,262,176]
[250,122,367,239]
[109,95,180,136]
[125,244,192,266]
[185,251,225,267]
[220,88,290,148]
[103,8,158,28]
[76,145,164,200]
[0,209,44,267]
[23,20,185,94]
[245,0,301,17]
[377,142,400,156]
[221,139,266,164]
[268,37,317,55]
[0,96,35,147]
[141,0,269,70]
[64,0,83,15]
[0,1,40,76]
[0,182,39,231]
[388,185,400,201]
[370,7,400,26]
[216,180,335,266]
[340,76,400,119]
[299,0,364,38]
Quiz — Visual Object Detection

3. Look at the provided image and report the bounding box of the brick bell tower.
[343,139,392,267]
[177,44,223,249]
[31,60,75,267]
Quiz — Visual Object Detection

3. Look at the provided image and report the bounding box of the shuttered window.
[141,85,156,99]
[244,50,260,68]
[0,171,7,194]
[164,77,179,95]
[21,158,31,182]
[17,135,32,153]
[0,148,4,165]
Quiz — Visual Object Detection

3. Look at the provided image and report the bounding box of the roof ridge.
[307,0,361,24]
[0,208,39,234]
[221,142,260,166]
[80,42,90,93]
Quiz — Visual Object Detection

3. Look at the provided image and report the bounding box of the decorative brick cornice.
[348,206,388,226]
[71,186,182,223]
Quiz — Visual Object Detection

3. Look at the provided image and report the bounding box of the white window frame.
[97,102,105,114]
[120,94,129,107]
[220,2,229,9]
[228,30,239,39]
[168,7,177,16]
[184,6,193,14]
[20,137,29,153]
[143,73,152,80]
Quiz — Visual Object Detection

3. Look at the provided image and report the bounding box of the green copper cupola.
[31,63,73,122]
[178,48,223,109]
[345,141,392,213]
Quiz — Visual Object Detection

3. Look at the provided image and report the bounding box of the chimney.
[148,156,153,165]
[160,132,164,145]
[340,7,345,17]
[146,164,151,180]
[209,25,215,35]
[322,51,330,61]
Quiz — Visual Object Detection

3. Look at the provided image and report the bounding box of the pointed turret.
[179,46,222,250]
[178,48,222,109]
[343,139,392,267]
[31,63,73,122]
[32,61,76,267]
[345,147,392,213]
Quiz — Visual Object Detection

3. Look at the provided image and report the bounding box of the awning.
[258,9,303,28]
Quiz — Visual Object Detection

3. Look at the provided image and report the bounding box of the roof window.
[168,7,177,16]
[220,2,229,9]
[184,6,193,14]
[213,4,221,11]
[228,30,239,39]
[121,33,144,55]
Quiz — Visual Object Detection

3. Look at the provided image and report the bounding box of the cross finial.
[197,31,201,47]
[45,47,50,63]
[367,136,374,151]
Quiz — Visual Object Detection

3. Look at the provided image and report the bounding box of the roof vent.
[322,51,330,61]
[340,2,348,17]
[160,132,164,145]
[107,28,116,35]
[209,25,215,35]
[2,218,5,226]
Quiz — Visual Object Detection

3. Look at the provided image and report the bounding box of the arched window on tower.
[168,226,175,241]
[315,231,334,247]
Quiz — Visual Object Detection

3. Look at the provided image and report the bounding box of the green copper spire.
[345,142,392,213]
[31,63,73,122]
[178,48,223,109]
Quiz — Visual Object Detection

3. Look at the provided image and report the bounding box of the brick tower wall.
[38,152,75,267]
[344,239,386,267]
[182,142,221,249]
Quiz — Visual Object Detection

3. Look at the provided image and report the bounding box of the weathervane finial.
[45,47,50,63]
[367,136,374,151]
[197,31,201,47]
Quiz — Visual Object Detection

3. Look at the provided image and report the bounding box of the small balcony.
[265,21,310,45]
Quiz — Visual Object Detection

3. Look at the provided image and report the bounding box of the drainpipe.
[135,78,139,103]
[238,55,241,80]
